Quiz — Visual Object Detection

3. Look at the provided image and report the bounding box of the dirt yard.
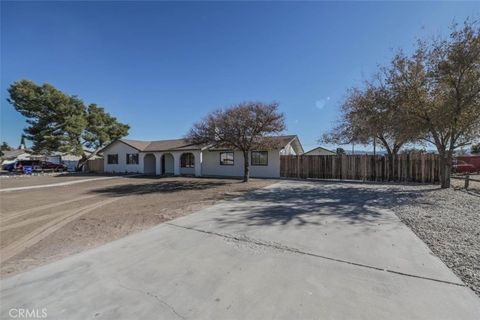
[0,175,273,277]
[0,173,108,189]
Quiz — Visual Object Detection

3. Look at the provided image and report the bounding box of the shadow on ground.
[90,179,229,196]
[213,181,440,227]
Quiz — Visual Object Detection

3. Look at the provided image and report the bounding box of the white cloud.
[315,97,330,110]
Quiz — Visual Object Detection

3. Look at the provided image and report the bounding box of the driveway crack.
[166,222,466,288]
[117,282,186,319]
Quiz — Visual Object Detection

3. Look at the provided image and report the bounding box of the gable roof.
[0,149,31,159]
[102,135,302,154]
[206,135,303,153]
[304,146,336,155]
[119,139,151,151]
[102,138,204,153]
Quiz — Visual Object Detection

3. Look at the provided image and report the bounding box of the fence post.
[465,174,470,189]
[297,155,300,178]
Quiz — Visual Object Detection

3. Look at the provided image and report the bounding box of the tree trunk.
[387,151,394,181]
[439,151,452,188]
[243,150,250,182]
[76,155,88,171]
[76,149,100,172]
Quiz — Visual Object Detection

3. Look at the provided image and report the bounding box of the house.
[304,146,336,156]
[0,149,32,162]
[100,135,304,178]
[51,150,101,172]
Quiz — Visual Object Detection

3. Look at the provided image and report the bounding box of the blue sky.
[1,1,478,151]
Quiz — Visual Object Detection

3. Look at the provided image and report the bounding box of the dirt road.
[0,175,273,277]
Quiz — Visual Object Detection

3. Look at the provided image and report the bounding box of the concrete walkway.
[1,181,479,319]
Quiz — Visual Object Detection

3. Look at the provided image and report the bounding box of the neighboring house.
[0,148,93,171]
[0,149,32,162]
[100,135,304,178]
[304,146,336,156]
[51,150,101,171]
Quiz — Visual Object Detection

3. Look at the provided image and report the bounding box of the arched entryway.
[161,153,174,175]
[144,153,156,175]
[180,153,195,175]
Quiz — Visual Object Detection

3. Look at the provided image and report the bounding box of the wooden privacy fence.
[84,158,104,173]
[280,154,440,183]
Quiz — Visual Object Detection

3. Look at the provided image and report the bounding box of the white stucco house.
[100,135,303,178]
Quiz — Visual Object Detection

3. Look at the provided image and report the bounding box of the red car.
[452,159,477,174]
[41,162,67,172]
[14,161,67,173]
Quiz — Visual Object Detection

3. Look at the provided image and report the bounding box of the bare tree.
[322,82,418,178]
[389,21,480,188]
[186,102,286,182]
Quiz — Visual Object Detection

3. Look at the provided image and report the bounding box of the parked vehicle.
[2,160,17,172]
[41,162,67,172]
[452,159,477,174]
[14,160,42,173]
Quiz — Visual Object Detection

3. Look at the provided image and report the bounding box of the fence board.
[280,154,440,183]
[84,158,104,173]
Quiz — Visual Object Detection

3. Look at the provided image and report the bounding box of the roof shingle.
[116,135,299,152]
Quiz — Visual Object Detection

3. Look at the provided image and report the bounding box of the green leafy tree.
[7,80,129,170]
[8,80,86,155]
[0,141,12,157]
[186,102,286,182]
[0,142,12,151]
[79,104,130,169]
[336,147,346,155]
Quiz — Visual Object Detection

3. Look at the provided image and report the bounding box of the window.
[180,153,195,168]
[107,154,118,164]
[251,151,268,166]
[126,153,139,165]
[220,152,234,166]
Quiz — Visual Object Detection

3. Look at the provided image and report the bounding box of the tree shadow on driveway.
[213,181,440,227]
[89,179,228,197]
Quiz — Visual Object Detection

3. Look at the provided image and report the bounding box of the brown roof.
[304,146,336,155]
[0,149,31,159]
[119,139,151,151]
[106,135,300,153]
[260,135,297,147]
[207,135,300,151]
[120,138,203,152]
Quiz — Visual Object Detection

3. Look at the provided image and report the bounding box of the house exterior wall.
[143,153,156,175]
[102,141,282,178]
[280,142,297,155]
[161,153,175,174]
[103,142,142,173]
[202,149,281,178]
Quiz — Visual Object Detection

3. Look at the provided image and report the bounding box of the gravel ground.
[385,184,480,296]
[451,174,480,194]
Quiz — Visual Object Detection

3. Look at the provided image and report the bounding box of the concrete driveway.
[1,180,479,319]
